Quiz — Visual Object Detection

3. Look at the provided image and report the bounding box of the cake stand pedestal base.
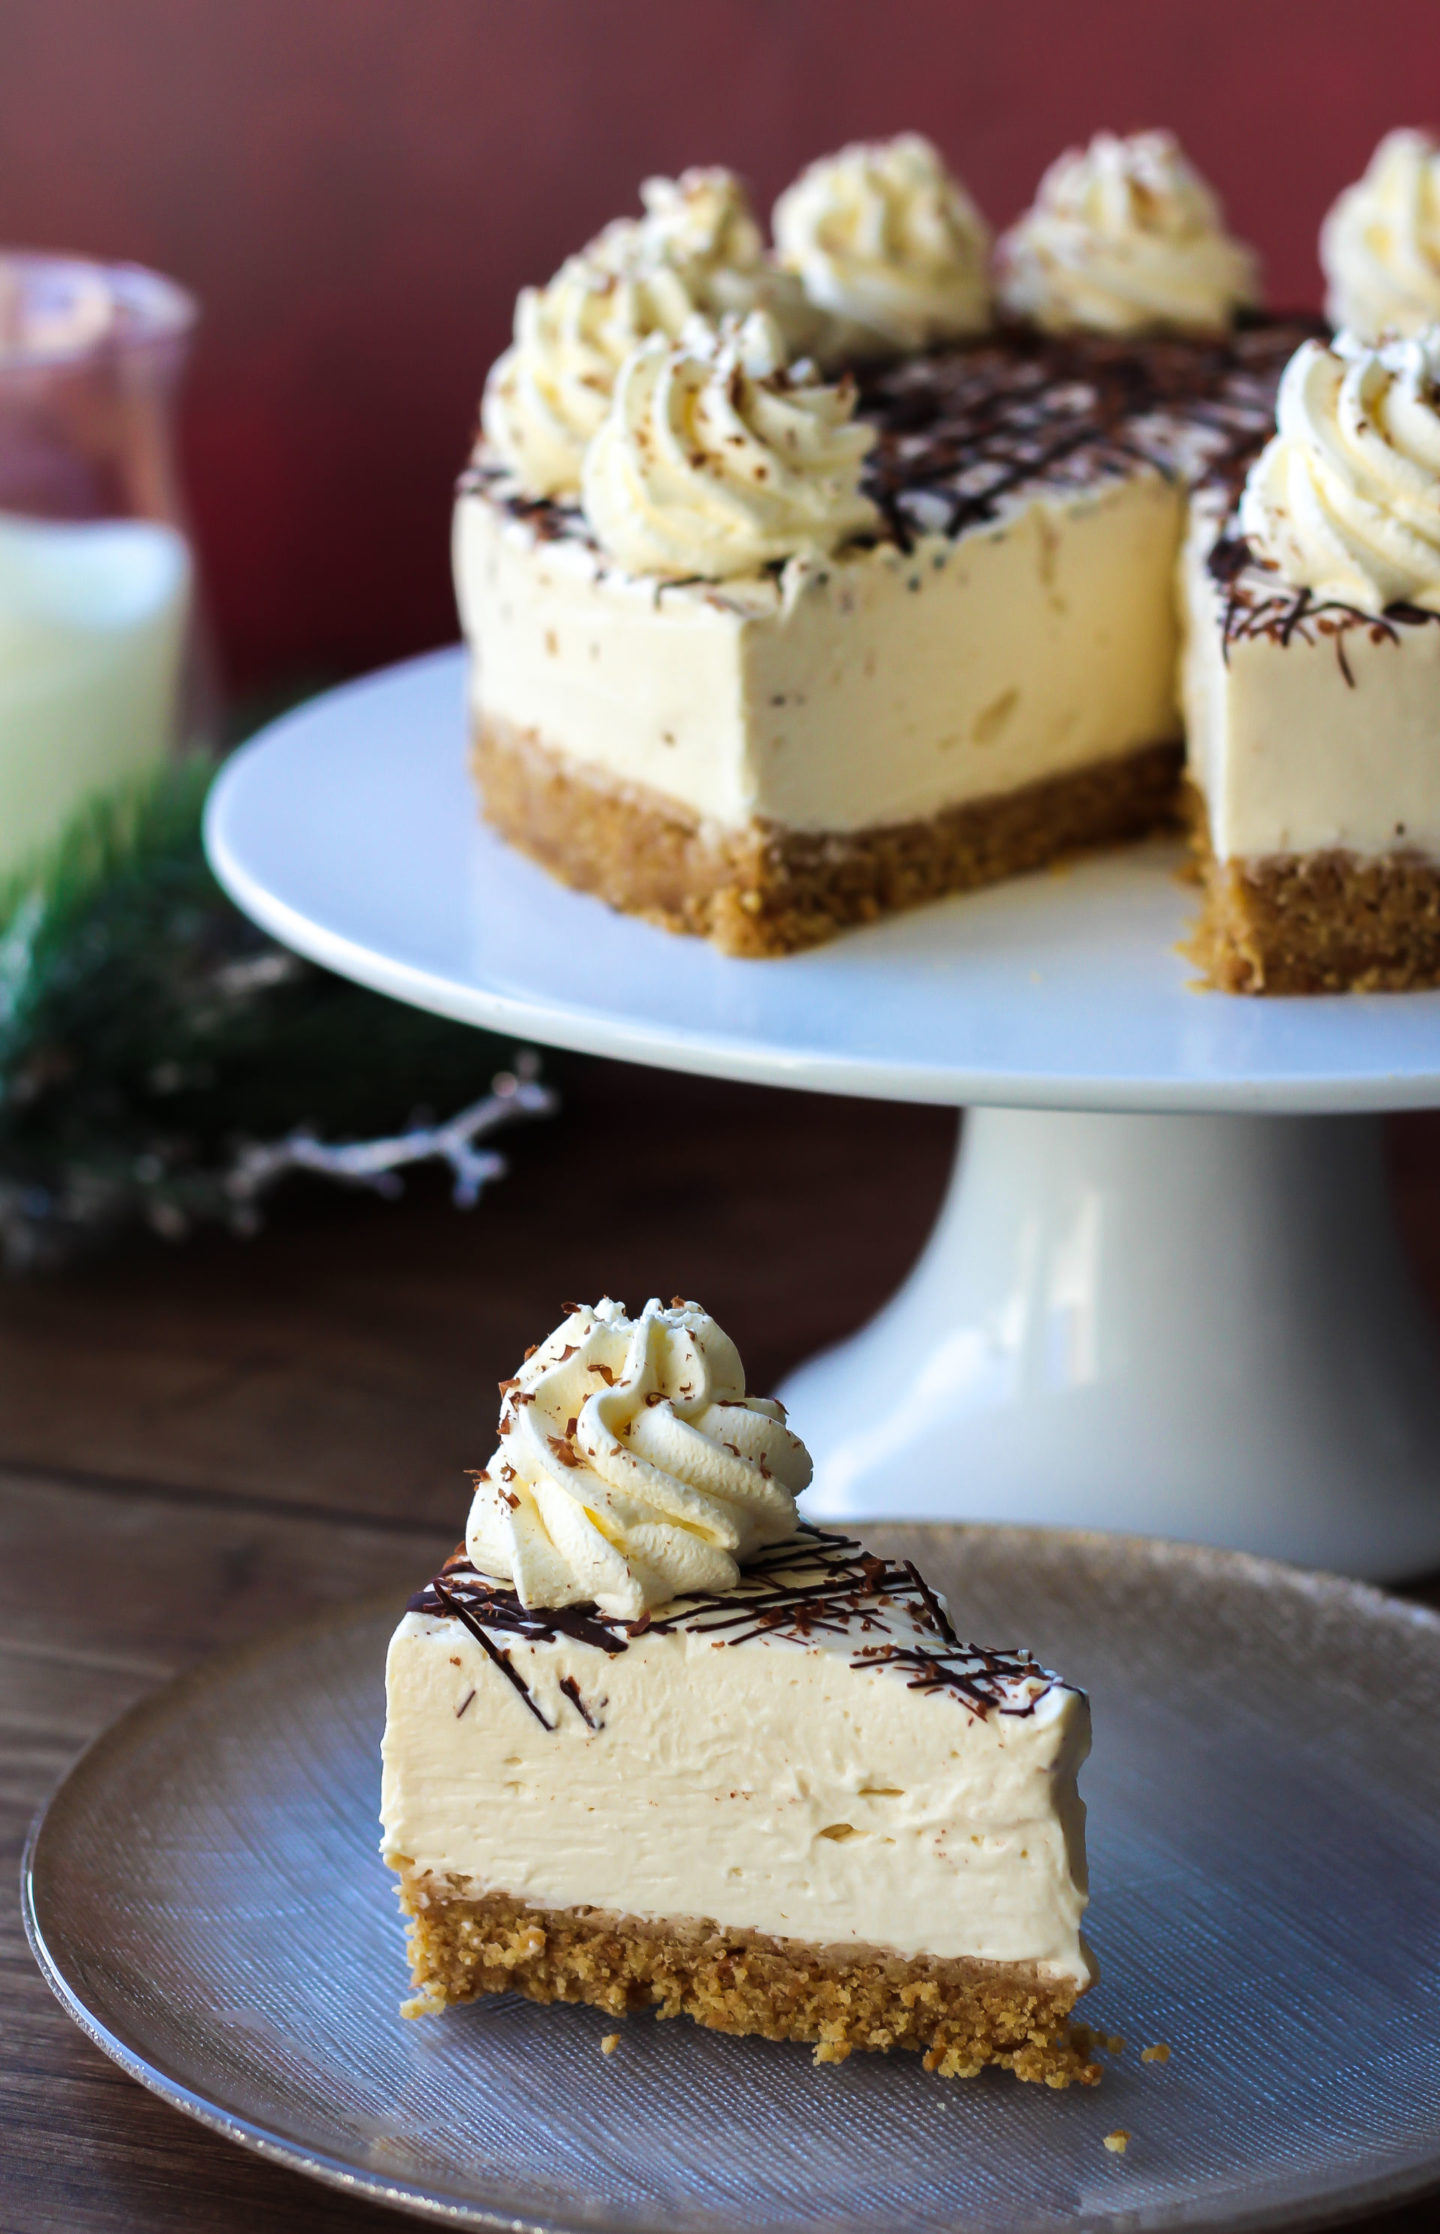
[787,1108,1440,1580]
[205,650,1440,1584]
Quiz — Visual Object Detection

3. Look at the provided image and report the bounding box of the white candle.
[0,508,191,878]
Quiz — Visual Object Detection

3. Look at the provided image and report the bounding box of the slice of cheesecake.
[1181,331,1440,993]
[381,1297,1098,2086]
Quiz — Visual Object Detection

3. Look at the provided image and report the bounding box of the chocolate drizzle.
[462,318,1318,569]
[1207,530,1440,677]
[418,1560,632,1655]
[409,1524,1061,1732]
[853,321,1312,551]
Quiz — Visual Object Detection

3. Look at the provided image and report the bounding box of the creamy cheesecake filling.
[381,1529,1094,1985]
[457,468,1184,836]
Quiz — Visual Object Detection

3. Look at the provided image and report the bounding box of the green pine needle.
[0,754,541,1266]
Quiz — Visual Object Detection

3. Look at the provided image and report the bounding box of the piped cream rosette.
[481,168,812,497]
[996,129,1258,335]
[773,132,992,357]
[1322,130,1440,341]
[579,309,880,580]
[466,1297,813,1619]
[1239,328,1440,615]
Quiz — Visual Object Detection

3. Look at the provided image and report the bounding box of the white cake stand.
[206,647,1440,1580]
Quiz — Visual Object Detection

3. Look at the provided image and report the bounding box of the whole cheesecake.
[457,125,1440,991]
[381,1296,1099,2085]
[457,131,1284,958]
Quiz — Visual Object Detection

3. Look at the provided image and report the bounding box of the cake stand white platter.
[205,647,1440,1580]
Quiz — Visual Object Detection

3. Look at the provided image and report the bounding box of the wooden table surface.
[5,1058,1439,2232]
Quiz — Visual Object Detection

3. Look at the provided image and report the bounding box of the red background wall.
[3,0,1440,695]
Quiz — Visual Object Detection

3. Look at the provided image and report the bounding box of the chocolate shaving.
[413,1557,630,1657]
[1207,528,1439,673]
[431,1574,554,1731]
[414,1526,1062,1729]
[904,1558,960,1647]
[559,1674,602,1730]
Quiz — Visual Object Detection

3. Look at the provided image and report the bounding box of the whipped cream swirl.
[1239,330,1440,614]
[996,129,1258,335]
[466,1297,812,1619]
[773,133,991,355]
[1322,130,1440,340]
[482,169,809,497]
[580,310,879,580]
[638,167,762,302]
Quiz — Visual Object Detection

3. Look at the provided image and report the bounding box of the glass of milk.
[0,254,202,881]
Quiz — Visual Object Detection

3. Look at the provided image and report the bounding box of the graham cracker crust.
[393,1869,1100,2088]
[475,718,1182,959]
[1184,785,1440,993]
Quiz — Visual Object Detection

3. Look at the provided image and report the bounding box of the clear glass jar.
[0,253,207,880]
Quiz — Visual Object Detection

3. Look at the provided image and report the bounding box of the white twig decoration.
[224,1053,556,1224]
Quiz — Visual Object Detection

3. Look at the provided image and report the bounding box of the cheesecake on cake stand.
[456,133,1296,958]
[206,126,1440,1582]
[206,645,1440,1582]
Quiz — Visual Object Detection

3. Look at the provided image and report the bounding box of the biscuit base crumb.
[394,1869,1100,2089]
[1184,783,1440,993]
[477,717,1182,960]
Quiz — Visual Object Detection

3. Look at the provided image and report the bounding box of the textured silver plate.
[23,1525,1440,2233]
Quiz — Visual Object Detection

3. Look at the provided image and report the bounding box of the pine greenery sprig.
[0,755,548,1268]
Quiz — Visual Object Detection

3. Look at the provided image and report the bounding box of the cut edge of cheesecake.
[477,715,1182,958]
[393,1875,1102,2087]
[1178,492,1440,994]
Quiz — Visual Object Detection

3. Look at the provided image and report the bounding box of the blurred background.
[4,0,1437,705]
